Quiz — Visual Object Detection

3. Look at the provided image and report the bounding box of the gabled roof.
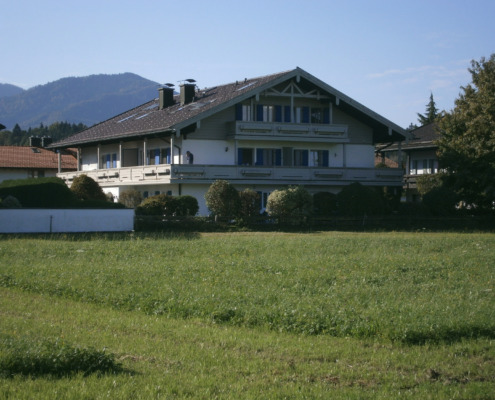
[380,122,439,152]
[0,146,77,170]
[50,67,409,148]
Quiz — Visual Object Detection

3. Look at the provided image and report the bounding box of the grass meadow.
[0,231,494,399]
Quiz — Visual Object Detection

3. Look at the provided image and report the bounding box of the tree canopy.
[0,121,87,146]
[436,54,495,211]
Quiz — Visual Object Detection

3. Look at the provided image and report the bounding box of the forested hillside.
[0,122,87,146]
[0,73,159,130]
[0,83,24,99]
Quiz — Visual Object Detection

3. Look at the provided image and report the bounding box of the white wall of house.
[0,169,58,183]
[345,145,375,168]
[182,139,234,165]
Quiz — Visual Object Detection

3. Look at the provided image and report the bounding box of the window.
[309,150,329,167]
[239,148,282,166]
[28,170,45,178]
[256,191,271,214]
[101,153,117,169]
[255,148,282,166]
[235,104,252,121]
[293,149,309,166]
[147,148,171,165]
[311,108,322,124]
[238,148,254,165]
[411,160,418,175]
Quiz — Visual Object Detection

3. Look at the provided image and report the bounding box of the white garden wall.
[0,209,134,233]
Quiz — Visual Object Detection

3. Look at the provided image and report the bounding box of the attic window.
[31,148,41,153]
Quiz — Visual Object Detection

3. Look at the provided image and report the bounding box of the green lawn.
[0,231,494,398]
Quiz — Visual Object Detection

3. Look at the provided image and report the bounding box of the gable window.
[311,108,322,124]
[235,104,252,121]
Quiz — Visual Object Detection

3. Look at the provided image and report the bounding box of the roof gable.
[50,67,409,148]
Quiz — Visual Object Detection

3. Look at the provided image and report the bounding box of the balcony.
[228,121,349,142]
[58,164,404,187]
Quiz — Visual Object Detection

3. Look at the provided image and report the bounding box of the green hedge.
[0,177,76,208]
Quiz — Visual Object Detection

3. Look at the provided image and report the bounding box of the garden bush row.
[0,175,124,209]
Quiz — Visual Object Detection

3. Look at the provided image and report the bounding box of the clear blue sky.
[1,0,494,128]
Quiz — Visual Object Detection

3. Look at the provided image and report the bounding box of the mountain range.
[0,73,160,130]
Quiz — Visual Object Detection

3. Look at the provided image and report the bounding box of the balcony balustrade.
[58,163,404,187]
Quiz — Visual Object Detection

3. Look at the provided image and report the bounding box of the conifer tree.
[417,93,439,125]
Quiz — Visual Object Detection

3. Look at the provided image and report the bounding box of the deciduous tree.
[436,54,495,211]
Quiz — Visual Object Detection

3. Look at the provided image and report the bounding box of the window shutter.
[322,150,329,167]
[275,105,282,122]
[302,150,309,166]
[323,108,330,124]
[302,107,310,123]
[164,148,171,164]
[284,106,291,122]
[256,149,263,166]
[237,148,243,165]
[275,149,282,166]
[235,104,242,121]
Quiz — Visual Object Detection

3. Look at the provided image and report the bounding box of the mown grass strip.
[1,287,494,399]
[0,231,494,344]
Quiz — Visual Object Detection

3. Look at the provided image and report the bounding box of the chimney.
[180,79,196,105]
[41,136,52,147]
[29,136,41,147]
[158,84,175,109]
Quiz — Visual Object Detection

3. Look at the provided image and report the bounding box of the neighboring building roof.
[49,67,409,149]
[380,122,439,152]
[0,146,77,170]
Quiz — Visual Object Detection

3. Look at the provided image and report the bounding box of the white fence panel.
[0,209,134,233]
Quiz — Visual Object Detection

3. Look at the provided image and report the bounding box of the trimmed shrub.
[136,194,178,216]
[70,174,107,201]
[313,192,337,216]
[118,189,143,209]
[0,195,22,208]
[266,186,312,218]
[204,180,240,218]
[337,182,384,216]
[0,177,76,208]
[175,195,199,216]
[238,189,261,219]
